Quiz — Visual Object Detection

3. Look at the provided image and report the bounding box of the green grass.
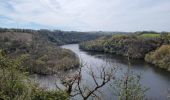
[112,34,127,37]
[139,33,161,38]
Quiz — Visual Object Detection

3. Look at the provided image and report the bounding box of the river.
[31,44,170,100]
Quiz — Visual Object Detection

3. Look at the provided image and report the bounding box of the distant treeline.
[0,28,104,45]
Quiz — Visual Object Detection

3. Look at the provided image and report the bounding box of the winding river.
[31,44,170,100]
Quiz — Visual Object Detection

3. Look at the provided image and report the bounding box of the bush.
[145,45,170,71]
[32,89,68,100]
[0,50,69,100]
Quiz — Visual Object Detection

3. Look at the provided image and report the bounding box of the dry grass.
[0,32,33,42]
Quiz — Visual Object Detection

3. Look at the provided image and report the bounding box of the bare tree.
[59,64,116,100]
[57,60,147,100]
[110,56,148,100]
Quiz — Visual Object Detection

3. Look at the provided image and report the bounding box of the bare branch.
[58,63,116,100]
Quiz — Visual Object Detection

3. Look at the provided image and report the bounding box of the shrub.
[32,89,68,100]
[145,45,170,71]
[80,34,162,58]
[0,50,69,100]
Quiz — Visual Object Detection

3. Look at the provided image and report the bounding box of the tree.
[58,64,115,100]
[145,45,170,71]
[161,32,170,44]
[112,70,148,100]
[0,50,69,100]
[57,60,148,100]
[0,50,30,100]
[112,56,148,100]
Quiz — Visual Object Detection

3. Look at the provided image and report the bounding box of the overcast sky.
[0,0,170,31]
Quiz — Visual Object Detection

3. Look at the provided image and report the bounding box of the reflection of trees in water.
[84,51,145,66]
[85,50,170,81]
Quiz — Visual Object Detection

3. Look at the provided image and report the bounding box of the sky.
[0,0,170,32]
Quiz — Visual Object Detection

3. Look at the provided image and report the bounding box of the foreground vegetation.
[0,50,69,100]
[0,49,148,100]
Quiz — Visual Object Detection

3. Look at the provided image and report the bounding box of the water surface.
[31,44,170,100]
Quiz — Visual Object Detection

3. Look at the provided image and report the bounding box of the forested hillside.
[0,28,104,74]
[0,28,105,99]
[0,28,103,45]
[80,32,170,71]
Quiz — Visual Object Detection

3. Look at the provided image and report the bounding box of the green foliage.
[0,29,80,75]
[113,72,148,100]
[145,45,170,71]
[160,32,170,44]
[80,34,163,59]
[0,50,69,100]
[80,37,106,52]
[0,50,31,100]
[32,89,68,100]
[139,33,160,38]
[112,58,148,100]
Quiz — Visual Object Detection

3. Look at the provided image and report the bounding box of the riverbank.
[145,45,170,71]
[28,44,170,99]
[62,44,170,99]
[79,33,170,71]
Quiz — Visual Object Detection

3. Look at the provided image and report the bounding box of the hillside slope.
[80,33,170,59]
[0,29,81,74]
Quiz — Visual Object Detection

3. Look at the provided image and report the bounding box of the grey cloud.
[0,0,170,31]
